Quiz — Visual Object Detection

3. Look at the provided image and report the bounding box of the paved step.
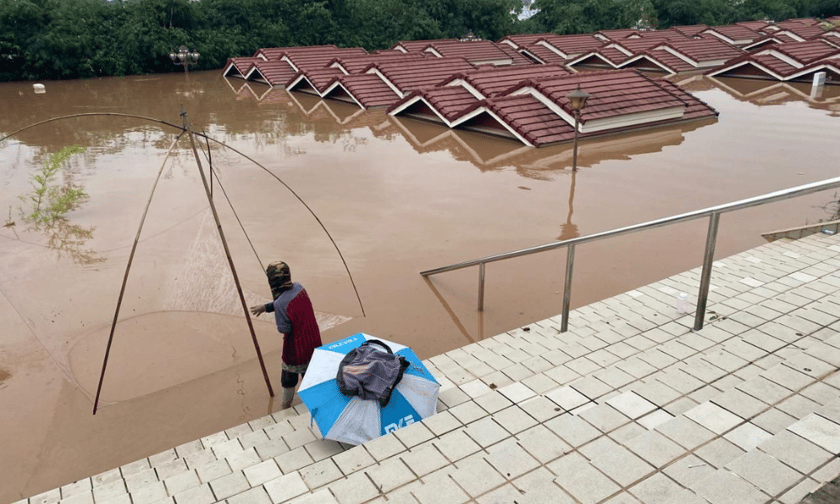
[20,233,840,504]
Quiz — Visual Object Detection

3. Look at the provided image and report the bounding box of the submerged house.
[388,69,718,147]
[707,40,840,83]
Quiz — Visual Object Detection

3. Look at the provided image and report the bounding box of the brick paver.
[18,233,840,504]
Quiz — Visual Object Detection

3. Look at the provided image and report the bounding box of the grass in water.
[22,145,87,224]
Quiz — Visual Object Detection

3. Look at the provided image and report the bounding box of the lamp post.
[170,45,200,73]
[566,84,590,172]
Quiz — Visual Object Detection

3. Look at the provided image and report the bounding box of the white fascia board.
[743,38,781,50]
[777,30,806,42]
[500,39,518,48]
[424,47,443,58]
[607,43,633,56]
[706,60,785,80]
[287,75,320,95]
[388,96,452,125]
[579,106,685,133]
[258,53,268,61]
[537,40,569,59]
[223,62,238,77]
[449,106,534,147]
[393,46,408,53]
[787,63,840,82]
[445,79,486,100]
[472,59,514,66]
[509,86,577,127]
[594,33,609,41]
[618,54,675,74]
[567,52,619,68]
[244,67,272,86]
[280,55,299,72]
[757,49,805,68]
[329,62,350,74]
[703,30,737,46]
[658,46,699,66]
[322,81,364,109]
[365,68,404,99]
[519,48,546,64]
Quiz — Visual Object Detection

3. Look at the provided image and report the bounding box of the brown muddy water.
[0,71,839,501]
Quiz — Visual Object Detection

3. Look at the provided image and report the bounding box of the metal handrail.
[421,176,840,333]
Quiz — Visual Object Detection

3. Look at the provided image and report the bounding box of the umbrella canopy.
[298,333,440,445]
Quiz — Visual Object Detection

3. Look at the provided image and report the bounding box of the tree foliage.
[1,0,837,82]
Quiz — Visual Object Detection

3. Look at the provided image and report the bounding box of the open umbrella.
[297,332,440,445]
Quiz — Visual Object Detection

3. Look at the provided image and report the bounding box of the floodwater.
[0,70,839,501]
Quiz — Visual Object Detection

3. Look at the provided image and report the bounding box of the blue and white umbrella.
[298,333,440,445]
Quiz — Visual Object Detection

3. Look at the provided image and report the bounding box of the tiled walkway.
[21,232,840,504]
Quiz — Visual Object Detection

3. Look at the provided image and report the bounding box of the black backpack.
[336,340,410,407]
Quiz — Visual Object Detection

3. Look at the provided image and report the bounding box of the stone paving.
[18,232,840,504]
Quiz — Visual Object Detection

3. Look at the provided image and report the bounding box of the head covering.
[266,261,293,299]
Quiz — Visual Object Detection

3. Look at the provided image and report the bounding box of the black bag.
[336,340,410,407]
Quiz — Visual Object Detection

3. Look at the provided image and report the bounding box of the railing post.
[478,262,486,312]
[694,212,720,331]
[561,244,575,333]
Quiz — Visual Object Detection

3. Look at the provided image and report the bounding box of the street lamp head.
[567,85,590,112]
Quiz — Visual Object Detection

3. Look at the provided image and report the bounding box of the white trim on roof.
[617,54,676,74]
[756,49,805,68]
[537,40,570,59]
[785,61,840,81]
[499,39,519,49]
[258,53,268,61]
[286,74,322,96]
[328,62,350,74]
[509,85,685,134]
[607,43,633,57]
[244,66,272,87]
[518,48,546,64]
[393,46,408,53]
[449,106,534,147]
[471,58,514,66]
[566,52,620,68]
[388,96,451,124]
[775,30,806,42]
[657,46,699,66]
[223,62,239,77]
[365,68,405,99]
[445,79,486,100]
[424,47,443,58]
[594,33,610,41]
[701,29,751,46]
[280,55,299,72]
[706,59,786,80]
[322,80,365,109]
[743,37,784,51]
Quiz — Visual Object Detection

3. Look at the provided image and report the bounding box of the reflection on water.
[2,70,840,503]
[708,76,840,114]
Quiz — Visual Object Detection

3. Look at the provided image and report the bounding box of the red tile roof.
[326,74,401,108]
[655,38,745,63]
[246,60,298,86]
[773,18,820,29]
[390,69,717,147]
[223,57,262,78]
[442,64,572,97]
[703,25,761,44]
[671,25,710,37]
[287,67,346,93]
[391,39,460,52]
[255,45,342,61]
[518,43,569,64]
[767,40,840,64]
[497,34,558,49]
[329,52,428,74]
[365,57,477,94]
[388,64,573,120]
[707,41,840,81]
[420,40,524,65]
[281,48,369,73]
[735,20,769,31]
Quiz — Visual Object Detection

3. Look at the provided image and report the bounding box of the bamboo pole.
[181,111,274,397]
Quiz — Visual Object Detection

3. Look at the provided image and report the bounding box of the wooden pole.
[93,133,184,414]
[181,111,274,397]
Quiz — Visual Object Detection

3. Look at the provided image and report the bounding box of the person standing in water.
[250,261,322,409]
